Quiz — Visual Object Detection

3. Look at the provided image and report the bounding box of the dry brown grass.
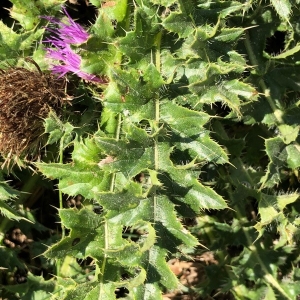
[0,59,68,166]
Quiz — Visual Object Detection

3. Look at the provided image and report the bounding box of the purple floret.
[46,45,80,66]
[42,7,88,45]
[42,7,103,83]
[48,48,102,82]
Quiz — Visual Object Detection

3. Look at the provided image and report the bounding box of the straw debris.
[0,62,68,164]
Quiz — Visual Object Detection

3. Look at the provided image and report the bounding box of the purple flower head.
[42,7,89,45]
[42,7,104,83]
[48,47,102,82]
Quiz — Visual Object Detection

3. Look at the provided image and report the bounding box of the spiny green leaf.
[270,43,300,59]
[257,194,281,226]
[64,281,114,300]
[118,8,160,62]
[44,231,102,260]
[0,181,19,201]
[0,182,24,221]
[107,199,153,225]
[264,67,300,102]
[143,63,165,90]
[154,196,198,249]
[91,11,115,38]
[10,0,64,30]
[160,103,228,164]
[196,1,244,19]
[98,0,128,22]
[138,222,157,253]
[223,80,258,101]
[178,0,195,15]
[141,246,178,290]
[125,268,147,292]
[10,1,41,30]
[168,166,228,210]
[107,65,163,106]
[37,138,112,198]
[160,101,210,136]
[150,0,173,5]
[286,143,300,169]
[45,211,133,263]
[276,218,299,248]
[260,162,282,189]
[259,137,287,188]
[38,164,93,194]
[277,193,299,211]
[171,131,228,165]
[263,136,300,172]
[215,27,244,43]
[158,144,228,210]
[36,161,111,199]
[162,12,195,38]
[80,48,116,78]
[0,21,44,62]
[3,272,56,298]
[44,112,75,146]
[190,79,257,115]
[71,138,102,167]
[134,282,163,300]
[256,193,299,232]
[270,0,291,22]
[104,243,142,266]
[0,201,25,221]
[98,183,143,212]
[187,26,234,61]
[122,119,151,144]
[278,124,299,144]
[96,137,154,177]
[59,208,103,231]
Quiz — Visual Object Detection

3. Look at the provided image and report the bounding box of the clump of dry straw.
[0,58,68,166]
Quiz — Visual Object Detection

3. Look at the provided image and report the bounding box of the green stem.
[99,221,109,291]
[153,30,162,212]
[108,113,122,193]
[155,31,162,74]
[98,88,122,293]
[56,139,65,281]
[59,139,65,239]
[155,30,162,127]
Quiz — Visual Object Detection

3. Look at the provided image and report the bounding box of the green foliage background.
[1,0,300,299]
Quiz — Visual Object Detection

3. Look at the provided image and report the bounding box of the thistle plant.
[1,1,300,300]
